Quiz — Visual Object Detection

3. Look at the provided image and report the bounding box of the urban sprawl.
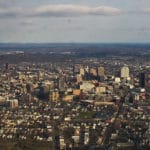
[0,50,150,150]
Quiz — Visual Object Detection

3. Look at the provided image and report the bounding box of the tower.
[5,63,9,70]
[80,68,85,76]
[139,72,150,88]
[98,66,105,77]
[90,68,97,76]
[77,74,83,83]
[139,72,145,88]
[121,66,129,78]
[59,77,66,91]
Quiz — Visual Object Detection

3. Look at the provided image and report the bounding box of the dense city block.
[0,44,150,150]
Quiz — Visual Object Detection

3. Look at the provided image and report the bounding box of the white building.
[121,66,129,78]
[80,68,85,76]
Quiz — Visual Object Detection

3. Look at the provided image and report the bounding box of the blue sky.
[0,0,150,43]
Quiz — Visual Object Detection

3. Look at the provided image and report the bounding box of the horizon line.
[0,42,150,45]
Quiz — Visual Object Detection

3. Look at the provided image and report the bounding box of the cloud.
[20,20,33,26]
[142,8,150,13]
[0,4,121,18]
[0,7,23,18]
[35,5,121,17]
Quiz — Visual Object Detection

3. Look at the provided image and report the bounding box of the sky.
[0,0,150,43]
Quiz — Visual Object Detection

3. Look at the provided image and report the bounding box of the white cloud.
[35,5,121,16]
[0,4,121,18]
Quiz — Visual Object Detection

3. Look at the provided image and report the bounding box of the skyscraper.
[90,68,97,76]
[59,77,66,91]
[121,66,129,78]
[139,72,150,88]
[80,68,85,76]
[98,67,105,77]
[5,63,9,70]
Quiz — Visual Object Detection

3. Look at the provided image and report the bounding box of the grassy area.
[76,111,96,119]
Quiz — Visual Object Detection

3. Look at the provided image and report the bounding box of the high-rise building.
[10,99,18,109]
[139,72,145,88]
[85,66,89,73]
[121,66,129,78]
[77,74,83,83]
[49,89,59,101]
[80,68,85,76]
[139,72,150,88]
[90,68,97,76]
[5,63,9,70]
[98,67,105,77]
[59,77,66,91]
[38,71,43,80]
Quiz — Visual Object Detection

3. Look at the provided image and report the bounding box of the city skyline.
[0,0,150,43]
